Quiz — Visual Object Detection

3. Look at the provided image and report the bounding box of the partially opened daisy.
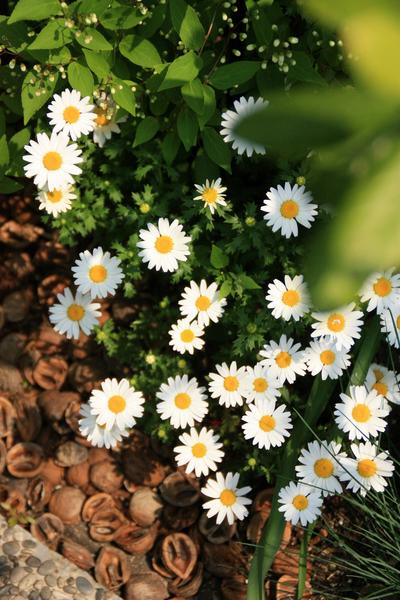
[201,472,252,525]
[360,268,400,314]
[49,287,101,339]
[339,441,394,496]
[311,303,364,351]
[178,280,227,327]
[365,363,400,405]
[156,375,208,429]
[259,334,306,385]
[72,246,124,299]
[194,178,227,214]
[380,305,400,348]
[266,274,310,321]
[47,88,96,141]
[92,95,124,147]
[89,378,145,431]
[174,427,224,477]
[334,386,389,441]
[278,481,323,526]
[244,363,281,403]
[261,182,318,239]
[23,131,83,191]
[78,403,129,449]
[242,399,292,450]
[295,440,346,497]
[36,185,76,217]
[169,319,205,354]
[137,218,191,272]
[208,361,250,407]
[220,96,268,157]
[305,338,351,380]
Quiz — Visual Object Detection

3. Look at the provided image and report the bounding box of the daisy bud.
[245,216,256,226]
[139,202,150,213]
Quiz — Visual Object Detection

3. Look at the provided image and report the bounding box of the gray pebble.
[28,592,40,600]
[44,574,56,587]
[3,541,19,555]
[40,587,51,600]
[26,556,41,568]
[76,577,92,594]
[0,586,12,598]
[63,586,75,594]
[10,566,27,584]
[34,580,43,590]
[20,573,40,587]
[22,540,37,549]
[67,577,75,585]
[37,560,55,576]
[95,590,105,600]
[0,563,11,577]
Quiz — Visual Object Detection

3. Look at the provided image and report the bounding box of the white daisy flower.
[305,338,351,380]
[360,268,400,314]
[178,280,227,328]
[48,287,101,340]
[244,363,281,404]
[72,246,124,299]
[261,182,318,239]
[334,386,390,441]
[194,178,227,214]
[36,185,76,217]
[174,427,224,477]
[266,274,310,321]
[93,107,124,149]
[23,131,83,191]
[169,319,205,355]
[311,303,364,351]
[137,218,191,273]
[201,472,252,525]
[208,361,250,408]
[89,378,144,431]
[365,363,400,405]
[380,304,400,348]
[242,399,292,450]
[78,403,129,449]
[339,441,394,496]
[156,375,208,429]
[278,481,323,527]
[47,88,96,141]
[220,96,268,157]
[295,440,347,497]
[259,334,306,385]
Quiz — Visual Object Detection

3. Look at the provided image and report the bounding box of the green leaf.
[8,0,61,23]
[7,128,30,177]
[219,280,232,297]
[202,126,231,172]
[67,61,94,97]
[210,245,229,269]
[119,35,162,68]
[28,20,72,50]
[21,69,59,124]
[238,274,261,290]
[28,46,72,64]
[75,0,110,15]
[161,132,180,165]
[287,51,326,86]
[76,28,112,51]
[100,3,143,30]
[133,116,159,147]
[112,78,136,116]
[181,78,204,114]
[0,135,9,174]
[177,107,198,151]
[158,51,203,91]
[0,176,23,193]
[0,108,5,137]
[209,61,260,90]
[0,18,29,52]
[83,49,110,80]
[198,84,216,128]
[170,0,205,50]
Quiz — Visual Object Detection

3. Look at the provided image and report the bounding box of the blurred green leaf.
[119,35,162,68]
[8,0,60,23]
[211,245,229,268]
[7,128,30,177]
[28,19,72,49]
[133,116,159,147]
[287,52,326,86]
[209,61,260,90]
[202,126,231,172]
[0,135,9,174]
[177,107,198,151]
[303,0,400,27]
[238,274,261,290]
[100,3,143,30]
[67,61,94,97]
[161,131,180,165]
[170,0,205,50]
[198,84,216,129]
[0,176,23,193]
[158,51,202,91]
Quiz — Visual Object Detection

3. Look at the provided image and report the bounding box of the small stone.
[63,586,75,594]
[3,541,19,555]
[40,587,51,600]
[67,577,75,585]
[10,566,26,584]
[26,556,41,568]
[44,575,56,587]
[20,573,40,587]
[95,590,105,600]
[34,580,43,590]
[22,540,37,549]
[0,586,12,598]
[38,560,55,576]
[28,592,40,600]
[75,577,92,594]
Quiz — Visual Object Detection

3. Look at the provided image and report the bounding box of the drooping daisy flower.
[47,88,96,141]
[201,472,252,525]
[137,218,191,272]
[156,375,208,429]
[311,303,364,351]
[339,441,394,496]
[244,363,281,404]
[208,361,250,408]
[334,386,389,441]
[36,185,76,217]
[261,182,318,239]
[365,363,400,405]
[92,94,125,147]
[78,403,129,449]
[194,178,227,214]
[72,247,124,299]
[278,481,323,526]
[259,334,306,385]
[266,275,310,321]
[89,378,144,431]
[242,399,292,450]
[220,96,268,157]
[305,338,351,380]
[48,287,101,339]
[295,440,347,497]
[169,319,205,355]
[360,268,400,314]
[380,305,400,348]
[174,427,224,477]
[23,131,83,191]
[178,280,227,327]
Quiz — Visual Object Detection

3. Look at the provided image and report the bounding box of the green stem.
[297,522,315,599]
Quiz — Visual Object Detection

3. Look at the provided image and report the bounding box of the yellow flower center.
[327,313,345,333]
[67,303,85,321]
[108,395,126,414]
[174,392,191,409]
[357,458,377,478]
[94,108,110,127]
[191,442,207,458]
[282,289,300,307]
[352,403,371,423]
[180,329,194,343]
[63,105,81,124]
[292,494,308,510]
[223,375,239,391]
[280,199,299,219]
[275,351,292,369]
[195,295,211,311]
[373,382,388,396]
[253,377,268,393]
[89,264,108,283]
[373,277,392,297]
[320,350,336,365]
[220,488,236,506]
[202,188,218,204]
[259,415,276,432]
[42,151,62,171]
[46,190,63,203]
[314,458,334,478]
[155,235,173,254]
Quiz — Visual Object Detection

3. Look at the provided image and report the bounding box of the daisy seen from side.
[48,287,101,339]
[137,218,191,272]
[72,246,124,299]
[174,427,224,477]
[259,334,306,385]
[47,88,96,140]
[278,481,323,527]
[305,338,351,380]
[92,95,125,147]
[208,361,250,408]
[156,375,208,429]
[380,304,400,348]
[242,398,292,450]
[311,303,364,351]
[169,318,205,355]
[295,440,346,497]
[89,378,145,431]
[78,403,129,449]
[201,472,252,525]
[334,385,389,441]
[365,363,400,405]
[244,363,281,404]
[266,274,310,321]
[194,178,227,214]
[178,280,227,327]
[339,441,394,496]
[261,182,318,239]
[360,268,400,314]
[36,185,76,217]
[220,96,268,157]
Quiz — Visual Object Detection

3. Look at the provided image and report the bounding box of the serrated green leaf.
[83,49,110,80]
[181,78,204,114]
[28,20,72,50]
[112,78,136,116]
[119,35,162,68]
[158,51,202,91]
[100,3,143,30]
[133,116,159,147]
[170,0,205,50]
[21,69,58,124]
[67,61,94,97]
[202,126,231,172]
[76,28,112,51]
[209,61,260,90]
[161,132,180,165]
[210,245,229,269]
[177,107,198,151]
[8,0,60,23]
